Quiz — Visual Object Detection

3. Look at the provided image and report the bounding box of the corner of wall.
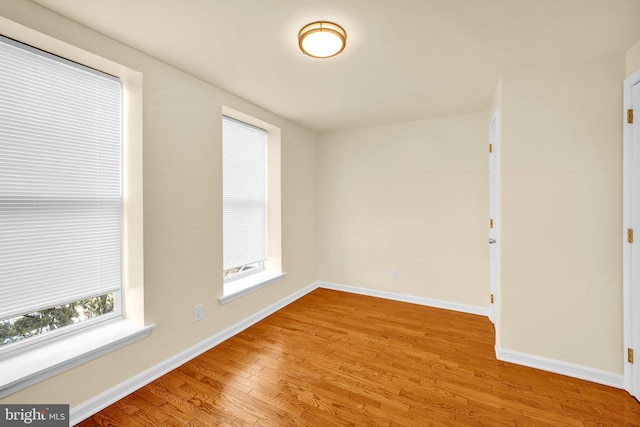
[626,39,640,77]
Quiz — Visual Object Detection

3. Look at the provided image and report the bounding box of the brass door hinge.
[629,348,634,364]
[629,109,634,124]
[490,294,494,304]
[490,219,494,229]
[628,229,634,243]
[489,143,493,153]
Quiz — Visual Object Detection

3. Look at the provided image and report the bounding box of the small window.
[0,35,122,353]
[222,116,267,280]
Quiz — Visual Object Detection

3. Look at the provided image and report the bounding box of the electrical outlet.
[194,304,203,322]
[390,268,398,279]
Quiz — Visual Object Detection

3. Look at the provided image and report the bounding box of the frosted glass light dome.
[298,21,347,58]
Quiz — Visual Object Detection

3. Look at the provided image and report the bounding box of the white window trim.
[220,106,283,305]
[0,318,155,398]
[0,35,124,338]
[222,116,268,272]
[224,262,264,282]
[218,271,287,305]
[0,22,150,397]
[0,305,121,357]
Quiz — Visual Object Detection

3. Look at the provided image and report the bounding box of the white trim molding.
[71,280,627,424]
[71,281,490,423]
[0,319,155,399]
[71,282,317,425]
[219,271,287,304]
[496,345,624,390]
[623,67,640,396]
[318,281,490,317]
[324,281,625,389]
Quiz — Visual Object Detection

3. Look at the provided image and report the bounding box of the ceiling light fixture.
[298,21,347,58]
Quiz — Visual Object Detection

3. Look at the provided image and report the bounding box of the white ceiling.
[31,0,640,133]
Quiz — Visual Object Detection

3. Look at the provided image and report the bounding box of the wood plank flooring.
[77,288,640,426]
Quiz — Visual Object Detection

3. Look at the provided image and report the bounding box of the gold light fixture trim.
[298,21,347,58]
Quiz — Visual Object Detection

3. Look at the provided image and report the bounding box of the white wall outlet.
[194,304,203,322]
[390,268,398,279]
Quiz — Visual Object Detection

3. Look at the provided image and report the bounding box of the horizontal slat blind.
[0,36,122,320]
[222,116,267,271]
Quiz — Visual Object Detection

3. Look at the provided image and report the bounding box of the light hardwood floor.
[77,288,640,426]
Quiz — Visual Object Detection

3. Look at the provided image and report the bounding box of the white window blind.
[222,116,267,271]
[0,36,122,320]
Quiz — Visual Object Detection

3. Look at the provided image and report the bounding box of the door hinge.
[490,294,494,304]
[628,229,634,243]
[629,109,634,124]
[489,143,493,153]
[629,348,634,364]
[490,219,494,229]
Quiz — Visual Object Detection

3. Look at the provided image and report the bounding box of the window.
[220,112,285,303]
[222,116,267,278]
[0,35,122,353]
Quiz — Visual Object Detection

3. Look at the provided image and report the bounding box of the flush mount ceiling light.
[298,21,347,58]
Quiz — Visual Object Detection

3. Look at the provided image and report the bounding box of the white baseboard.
[72,280,624,424]
[318,281,490,317]
[323,281,624,390]
[70,282,318,425]
[496,345,625,389]
[71,281,487,423]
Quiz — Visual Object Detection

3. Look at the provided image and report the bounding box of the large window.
[0,35,122,352]
[219,110,284,304]
[222,116,267,279]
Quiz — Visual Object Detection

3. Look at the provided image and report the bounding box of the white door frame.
[623,68,640,399]
[489,108,500,326]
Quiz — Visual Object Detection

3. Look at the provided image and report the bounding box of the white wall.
[627,39,640,77]
[499,54,626,373]
[318,112,490,308]
[0,0,637,411]
[0,1,317,407]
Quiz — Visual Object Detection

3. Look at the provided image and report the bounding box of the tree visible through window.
[0,36,122,352]
[0,294,114,345]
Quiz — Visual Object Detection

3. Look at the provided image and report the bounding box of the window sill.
[0,319,155,398]
[219,271,287,304]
